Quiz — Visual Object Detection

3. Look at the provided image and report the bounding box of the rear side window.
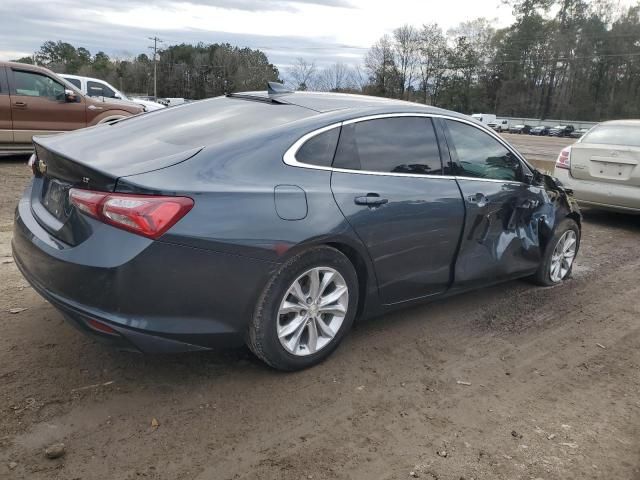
[66,78,81,89]
[444,120,524,182]
[333,117,442,175]
[582,124,640,147]
[296,127,339,167]
[87,81,116,98]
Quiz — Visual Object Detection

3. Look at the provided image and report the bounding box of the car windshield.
[582,124,640,147]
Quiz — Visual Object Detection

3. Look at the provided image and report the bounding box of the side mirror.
[524,172,535,184]
[65,89,77,102]
[114,94,122,99]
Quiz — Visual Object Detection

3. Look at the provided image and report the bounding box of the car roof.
[599,119,640,126]
[0,60,55,74]
[230,90,455,115]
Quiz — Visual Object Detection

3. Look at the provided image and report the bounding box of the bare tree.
[365,35,399,96]
[287,57,317,91]
[316,62,352,91]
[349,64,368,91]
[392,25,420,98]
[417,23,448,104]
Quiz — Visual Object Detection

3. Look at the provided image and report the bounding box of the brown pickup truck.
[0,61,143,155]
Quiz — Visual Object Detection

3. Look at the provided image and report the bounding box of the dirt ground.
[1,142,639,480]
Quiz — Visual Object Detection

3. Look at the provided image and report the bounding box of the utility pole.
[147,36,163,99]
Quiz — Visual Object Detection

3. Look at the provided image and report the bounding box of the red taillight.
[69,189,194,239]
[555,147,571,170]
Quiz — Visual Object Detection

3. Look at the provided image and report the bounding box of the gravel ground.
[1,141,639,480]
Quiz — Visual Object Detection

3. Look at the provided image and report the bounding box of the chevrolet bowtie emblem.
[38,160,47,175]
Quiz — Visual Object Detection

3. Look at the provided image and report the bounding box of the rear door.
[440,118,546,289]
[0,66,13,147]
[330,115,465,305]
[8,67,86,144]
[570,125,640,208]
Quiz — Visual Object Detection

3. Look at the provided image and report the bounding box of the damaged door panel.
[436,117,579,289]
[453,178,547,287]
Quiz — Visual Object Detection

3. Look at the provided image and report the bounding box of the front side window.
[14,70,64,100]
[87,81,116,98]
[296,127,339,167]
[445,120,524,182]
[66,78,81,89]
[333,117,442,175]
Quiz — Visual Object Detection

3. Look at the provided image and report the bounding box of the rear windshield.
[98,96,314,148]
[582,125,640,147]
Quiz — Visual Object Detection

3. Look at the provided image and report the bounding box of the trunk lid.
[570,143,640,187]
[31,138,202,245]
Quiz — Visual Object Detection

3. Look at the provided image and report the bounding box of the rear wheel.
[532,218,580,286]
[248,246,358,371]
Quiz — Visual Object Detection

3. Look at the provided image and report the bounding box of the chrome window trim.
[282,112,531,185]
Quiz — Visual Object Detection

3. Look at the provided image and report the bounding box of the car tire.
[247,246,359,371]
[531,218,580,286]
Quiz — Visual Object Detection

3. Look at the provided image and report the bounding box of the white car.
[554,120,640,213]
[488,119,509,132]
[60,74,166,112]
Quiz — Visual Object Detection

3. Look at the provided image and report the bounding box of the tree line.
[14,41,280,99]
[290,0,640,121]
[12,0,640,121]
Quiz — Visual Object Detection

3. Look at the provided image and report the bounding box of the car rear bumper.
[554,168,640,213]
[12,182,278,353]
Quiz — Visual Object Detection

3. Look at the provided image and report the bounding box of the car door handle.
[88,105,103,110]
[467,193,489,207]
[354,194,388,207]
[13,101,27,109]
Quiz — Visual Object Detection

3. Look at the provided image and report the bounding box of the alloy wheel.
[550,230,577,282]
[277,267,349,356]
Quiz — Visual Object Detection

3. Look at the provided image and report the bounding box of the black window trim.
[284,113,534,184]
[0,66,9,95]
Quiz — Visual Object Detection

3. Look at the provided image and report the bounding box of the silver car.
[554,120,640,213]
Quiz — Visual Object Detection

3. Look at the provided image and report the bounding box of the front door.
[440,118,546,289]
[330,116,465,305]
[9,68,86,144]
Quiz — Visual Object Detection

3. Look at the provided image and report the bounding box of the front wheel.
[532,218,580,286]
[248,246,359,371]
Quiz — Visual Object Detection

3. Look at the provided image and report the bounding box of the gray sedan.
[13,85,581,370]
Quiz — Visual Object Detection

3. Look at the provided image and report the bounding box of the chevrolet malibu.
[13,86,582,371]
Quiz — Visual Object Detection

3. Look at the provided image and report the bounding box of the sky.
[0,0,523,68]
